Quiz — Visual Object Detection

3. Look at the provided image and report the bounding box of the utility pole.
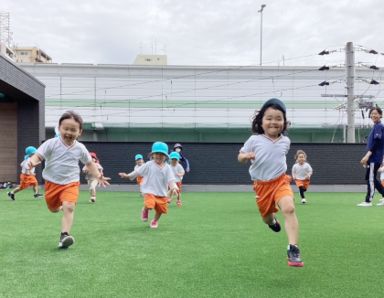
[345,42,355,143]
[258,4,266,66]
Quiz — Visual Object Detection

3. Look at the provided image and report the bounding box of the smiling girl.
[28,111,110,249]
[238,98,303,267]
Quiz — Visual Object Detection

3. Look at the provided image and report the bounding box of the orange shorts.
[295,179,310,189]
[176,182,182,193]
[253,174,293,218]
[144,193,168,214]
[19,173,38,190]
[44,181,80,212]
[136,176,143,185]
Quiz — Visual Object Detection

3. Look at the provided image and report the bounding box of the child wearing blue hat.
[8,146,43,200]
[119,142,178,228]
[134,154,145,192]
[169,151,185,207]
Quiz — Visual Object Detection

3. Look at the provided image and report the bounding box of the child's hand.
[379,166,384,173]
[97,176,111,187]
[167,188,179,198]
[118,172,128,178]
[244,152,256,161]
[27,158,40,169]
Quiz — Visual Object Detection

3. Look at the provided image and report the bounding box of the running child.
[118,142,178,229]
[291,150,313,204]
[238,98,304,267]
[28,110,110,249]
[134,154,145,196]
[169,151,185,207]
[8,146,43,200]
[82,152,104,203]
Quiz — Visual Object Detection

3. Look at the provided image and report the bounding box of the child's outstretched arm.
[118,171,138,181]
[28,154,42,169]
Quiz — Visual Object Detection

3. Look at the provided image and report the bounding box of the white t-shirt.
[292,162,313,180]
[134,164,144,173]
[21,159,35,175]
[36,137,92,185]
[133,160,176,197]
[240,134,290,181]
[171,163,185,183]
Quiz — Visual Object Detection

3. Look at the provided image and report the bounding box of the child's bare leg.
[262,213,275,225]
[61,201,75,234]
[153,212,162,222]
[278,196,299,244]
[11,186,21,194]
[89,180,97,202]
[33,184,42,196]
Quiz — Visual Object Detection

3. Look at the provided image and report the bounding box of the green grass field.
[0,189,383,298]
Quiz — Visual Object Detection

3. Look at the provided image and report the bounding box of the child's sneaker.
[58,233,75,249]
[150,219,159,229]
[89,196,96,203]
[7,192,15,201]
[377,198,384,206]
[268,217,281,232]
[287,244,304,267]
[34,193,43,198]
[177,200,182,207]
[301,198,307,204]
[357,201,372,207]
[141,208,149,222]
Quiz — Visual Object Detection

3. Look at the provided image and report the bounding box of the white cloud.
[2,0,384,66]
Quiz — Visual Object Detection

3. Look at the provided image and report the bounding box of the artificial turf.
[0,189,383,297]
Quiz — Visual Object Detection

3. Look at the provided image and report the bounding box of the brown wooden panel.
[0,103,17,181]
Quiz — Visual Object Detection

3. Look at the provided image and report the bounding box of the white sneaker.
[357,201,372,207]
[376,199,384,206]
[301,198,307,204]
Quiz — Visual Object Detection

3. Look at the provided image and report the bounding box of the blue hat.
[151,142,169,157]
[262,98,286,113]
[135,154,143,160]
[24,146,37,160]
[169,151,180,160]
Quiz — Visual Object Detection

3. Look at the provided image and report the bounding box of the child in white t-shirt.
[8,146,43,200]
[134,154,145,196]
[82,152,104,203]
[291,150,313,204]
[169,151,185,207]
[28,111,110,249]
[238,98,303,267]
[119,142,178,229]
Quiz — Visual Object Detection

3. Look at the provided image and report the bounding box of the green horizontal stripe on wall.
[45,98,345,109]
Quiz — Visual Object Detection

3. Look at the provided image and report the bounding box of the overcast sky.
[1,0,384,66]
